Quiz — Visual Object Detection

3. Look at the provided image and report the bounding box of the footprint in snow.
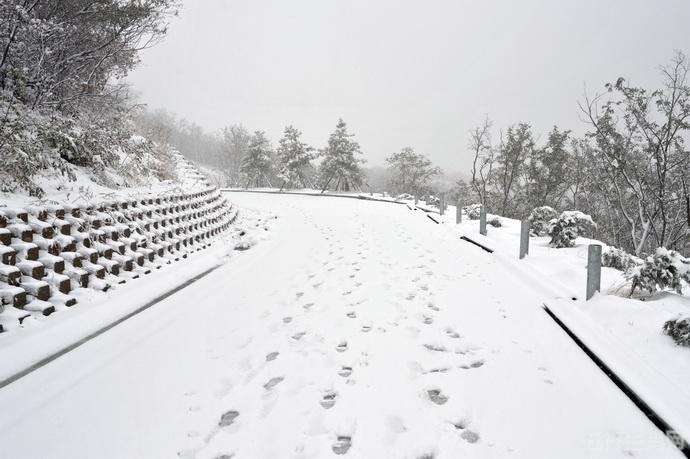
[332,436,352,455]
[283,316,292,324]
[361,325,371,333]
[426,367,451,374]
[218,410,239,427]
[320,391,337,409]
[423,316,433,325]
[460,430,480,443]
[460,360,485,369]
[427,389,449,405]
[346,311,356,318]
[427,302,439,312]
[264,377,284,390]
[424,343,447,352]
[303,302,315,310]
[292,332,306,340]
[338,366,353,377]
[336,341,349,352]
[445,328,460,339]
[266,352,279,361]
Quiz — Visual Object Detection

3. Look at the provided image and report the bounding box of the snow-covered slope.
[419,199,690,446]
[0,155,237,332]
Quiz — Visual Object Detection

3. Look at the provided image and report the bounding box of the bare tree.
[580,51,690,255]
[469,117,494,206]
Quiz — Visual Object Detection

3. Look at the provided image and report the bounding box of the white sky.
[127,0,690,172]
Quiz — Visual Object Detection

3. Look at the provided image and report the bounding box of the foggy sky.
[127,0,690,172]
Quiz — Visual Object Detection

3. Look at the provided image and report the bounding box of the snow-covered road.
[0,193,682,459]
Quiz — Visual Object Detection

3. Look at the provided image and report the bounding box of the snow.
[0,193,682,458]
[0,152,209,210]
[425,200,690,447]
[0,206,273,381]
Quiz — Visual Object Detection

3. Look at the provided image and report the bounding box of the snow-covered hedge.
[663,317,690,347]
[488,216,502,227]
[547,211,596,248]
[626,248,690,295]
[528,206,558,236]
[463,204,482,220]
[602,246,641,271]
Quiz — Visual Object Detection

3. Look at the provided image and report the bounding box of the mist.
[127,0,690,172]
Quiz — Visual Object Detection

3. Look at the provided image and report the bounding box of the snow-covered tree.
[0,0,180,195]
[241,131,273,188]
[276,126,314,189]
[525,126,571,209]
[319,119,365,192]
[221,125,251,187]
[385,147,441,196]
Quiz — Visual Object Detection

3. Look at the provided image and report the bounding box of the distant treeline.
[465,52,690,256]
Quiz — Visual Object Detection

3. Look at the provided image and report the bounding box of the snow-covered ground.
[0,206,272,381]
[425,201,690,447]
[0,192,682,458]
[1,153,209,209]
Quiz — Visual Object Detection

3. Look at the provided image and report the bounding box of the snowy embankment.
[418,199,690,444]
[0,157,270,381]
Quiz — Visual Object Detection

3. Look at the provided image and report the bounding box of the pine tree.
[319,119,365,192]
[241,131,273,188]
[276,126,315,189]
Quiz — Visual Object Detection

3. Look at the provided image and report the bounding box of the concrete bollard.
[586,244,602,300]
[456,199,462,224]
[439,195,445,216]
[479,205,487,236]
[519,219,529,259]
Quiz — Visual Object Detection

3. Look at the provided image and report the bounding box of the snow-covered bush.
[528,206,558,236]
[488,216,502,227]
[0,1,179,197]
[626,248,690,295]
[396,193,414,200]
[463,204,482,220]
[424,195,440,207]
[602,246,640,271]
[663,317,690,347]
[547,211,596,248]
